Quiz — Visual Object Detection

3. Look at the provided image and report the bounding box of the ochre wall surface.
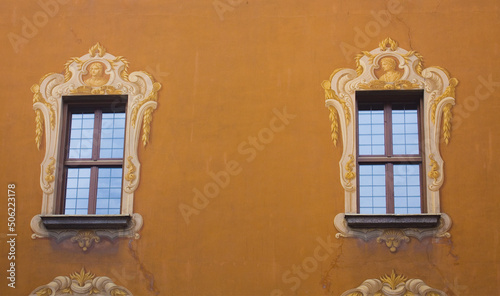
[0,0,499,295]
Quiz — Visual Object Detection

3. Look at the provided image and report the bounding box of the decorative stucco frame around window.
[322,38,456,252]
[30,43,161,251]
[340,270,447,296]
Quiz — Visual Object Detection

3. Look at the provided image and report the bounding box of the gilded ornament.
[327,68,346,82]
[358,80,419,90]
[323,86,351,126]
[110,56,130,81]
[70,85,122,95]
[32,83,56,149]
[89,42,106,57]
[142,107,154,147]
[442,103,453,145]
[328,106,339,147]
[380,270,407,289]
[428,154,440,182]
[379,37,399,51]
[399,50,424,76]
[131,81,162,128]
[34,109,44,150]
[340,270,447,296]
[354,52,364,76]
[130,81,161,147]
[30,267,133,296]
[32,83,56,127]
[35,288,53,296]
[111,289,130,296]
[431,78,458,124]
[44,157,56,183]
[71,231,100,251]
[344,155,356,183]
[376,230,410,252]
[430,77,458,145]
[64,57,84,82]
[125,156,136,182]
[71,267,96,287]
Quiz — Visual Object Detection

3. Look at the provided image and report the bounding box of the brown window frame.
[56,95,128,215]
[355,90,426,214]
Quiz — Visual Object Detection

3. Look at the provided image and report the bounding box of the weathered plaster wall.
[0,0,499,295]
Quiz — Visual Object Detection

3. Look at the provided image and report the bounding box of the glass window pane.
[393,164,421,214]
[64,168,91,214]
[359,165,386,214]
[99,112,125,159]
[101,128,113,138]
[358,109,385,156]
[392,107,419,155]
[100,149,112,158]
[68,113,94,159]
[96,168,123,215]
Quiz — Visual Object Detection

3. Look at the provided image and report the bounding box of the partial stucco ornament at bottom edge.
[333,213,452,252]
[29,267,134,296]
[341,270,447,296]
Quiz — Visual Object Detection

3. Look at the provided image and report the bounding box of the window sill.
[31,213,143,251]
[333,213,452,252]
[40,214,132,230]
[345,214,441,229]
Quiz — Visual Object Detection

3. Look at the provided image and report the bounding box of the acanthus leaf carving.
[341,270,447,296]
[30,267,134,296]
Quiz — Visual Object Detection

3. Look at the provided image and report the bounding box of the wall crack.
[128,239,160,295]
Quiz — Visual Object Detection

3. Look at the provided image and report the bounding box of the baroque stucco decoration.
[341,270,447,296]
[30,267,134,296]
[323,38,456,252]
[31,43,161,249]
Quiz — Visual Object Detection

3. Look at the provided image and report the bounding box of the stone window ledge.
[345,214,441,229]
[40,215,132,230]
[30,213,143,252]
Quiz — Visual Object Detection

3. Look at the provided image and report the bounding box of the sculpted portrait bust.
[378,57,402,82]
[84,62,108,87]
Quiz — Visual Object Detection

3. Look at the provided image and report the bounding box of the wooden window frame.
[355,90,426,214]
[56,95,128,215]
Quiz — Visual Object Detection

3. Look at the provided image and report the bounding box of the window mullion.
[88,166,99,214]
[385,103,393,157]
[386,163,394,214]
[92,109,102,161]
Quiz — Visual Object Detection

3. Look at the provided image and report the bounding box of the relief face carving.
[84,62,109,87]
[378,57,402,82]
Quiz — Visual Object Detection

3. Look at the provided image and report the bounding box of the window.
[323,38,455,251]
[58,96,127,215]
[356,90,424,214]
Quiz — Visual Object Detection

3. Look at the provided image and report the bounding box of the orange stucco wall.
[1,0,499,295]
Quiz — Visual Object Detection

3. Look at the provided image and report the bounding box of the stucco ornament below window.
[341,270,447,296]
[322,38,456,252]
